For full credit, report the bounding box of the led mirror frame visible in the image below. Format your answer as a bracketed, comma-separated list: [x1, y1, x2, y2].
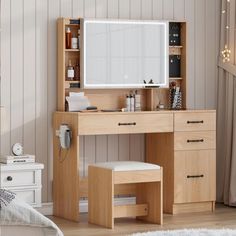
[82, 19, 169, 89]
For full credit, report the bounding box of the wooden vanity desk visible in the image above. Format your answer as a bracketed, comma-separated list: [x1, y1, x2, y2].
[54, 18, 216, 222]
[53, 109, 216, 222]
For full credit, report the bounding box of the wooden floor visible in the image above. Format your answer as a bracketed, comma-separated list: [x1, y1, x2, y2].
[49, 204, 236, 236]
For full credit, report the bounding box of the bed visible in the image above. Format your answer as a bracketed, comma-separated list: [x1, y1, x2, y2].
[0, 189, 63, 236]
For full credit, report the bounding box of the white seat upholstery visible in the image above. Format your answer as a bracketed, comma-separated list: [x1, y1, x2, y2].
[90, 161, 160, 172]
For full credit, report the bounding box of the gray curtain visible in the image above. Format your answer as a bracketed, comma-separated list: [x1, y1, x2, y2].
[217, 0, 236, 206]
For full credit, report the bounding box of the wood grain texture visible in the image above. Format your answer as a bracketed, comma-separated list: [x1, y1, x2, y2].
[174, 131, 216, 151]
[114, 169, 162, 184]
[136, 180, 163, 224]
[80, 177, 137, 198]
[49, 204, 236, 236]
[173, 202, 214, 214]
[114, 204, 148, 218]
[0, 0, 220, 203]
[174, 150, 216, 204]
[78, 113, 173, 135]
[53, 112, 80, 221]
[88, 164, 162, 228]
[88, 166, 114, 228]
[146, 133, 174, 214]
[174, 111, 216, 131]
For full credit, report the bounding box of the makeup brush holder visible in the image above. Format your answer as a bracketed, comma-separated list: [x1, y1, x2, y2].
[169, 89, 182, 109]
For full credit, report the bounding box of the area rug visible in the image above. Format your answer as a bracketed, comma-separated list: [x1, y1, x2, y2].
[131, 229, 236, 236]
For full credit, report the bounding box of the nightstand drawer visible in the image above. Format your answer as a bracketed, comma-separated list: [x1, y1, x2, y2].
[78, 113, 173, 135]
[13, 188, 41, 207]
[174, 131, 216, 151]
[174, 150, 216, 203]
[174, 112, 216, 131]
[1, 170, 36, 187]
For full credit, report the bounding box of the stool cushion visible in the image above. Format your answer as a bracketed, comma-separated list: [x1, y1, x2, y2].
[90, 161, 160, 172]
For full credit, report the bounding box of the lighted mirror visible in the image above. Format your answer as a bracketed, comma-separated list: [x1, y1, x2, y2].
[81, 19, 169, 88]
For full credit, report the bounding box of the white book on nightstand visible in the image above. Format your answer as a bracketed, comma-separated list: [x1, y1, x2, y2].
[0, 155, 35, 164]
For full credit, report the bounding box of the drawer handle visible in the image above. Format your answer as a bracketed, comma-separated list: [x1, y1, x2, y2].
[187, 120, 204, 124]
[7, 176, 13, 181]
[187, 139, 204, 143]
[187, 174, 204, 178]
[118, 122, 136, 126]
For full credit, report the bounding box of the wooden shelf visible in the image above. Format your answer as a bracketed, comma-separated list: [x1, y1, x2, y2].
[169, 77, 183, 80]
[65, 24, 79, 26]
[65, 80, 80, 89]
[58, 18, 186, 111]
[65, 49, 80, 52]
[169, 45, 183, 48]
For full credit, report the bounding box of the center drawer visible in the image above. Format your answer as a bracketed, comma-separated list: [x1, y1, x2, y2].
[174, 131, 216, 151]
[78, 113, 173, 135]
[1, 170, 36, 187]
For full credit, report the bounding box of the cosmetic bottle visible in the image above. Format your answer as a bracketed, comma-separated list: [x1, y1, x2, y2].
[126, 95, 131, 112]
[67, 60, 74, 80]
[71, 33, 78, 49]
[66, 27, 72, 49]
[130, 95, 135, 112]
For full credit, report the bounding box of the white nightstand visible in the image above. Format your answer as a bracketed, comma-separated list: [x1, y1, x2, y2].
[0, 163, 44, 207]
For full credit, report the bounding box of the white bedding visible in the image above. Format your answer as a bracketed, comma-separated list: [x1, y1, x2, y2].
[0, 225, 59, 236]
[0, 190, 63, 236]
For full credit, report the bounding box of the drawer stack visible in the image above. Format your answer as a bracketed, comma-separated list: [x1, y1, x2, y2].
[173, 111, 216, 214]
[0, 163, 44, 207]
[146, 110, 216, 214]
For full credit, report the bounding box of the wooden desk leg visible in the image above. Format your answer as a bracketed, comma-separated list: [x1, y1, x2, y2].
[53, 112, 80, 222]
[136, 168, 163, 225]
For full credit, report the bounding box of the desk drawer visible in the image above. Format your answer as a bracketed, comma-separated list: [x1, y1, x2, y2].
[174, 150, 216, 203]
[78, 113, 173, 135]
[174, 112, 216, 131]
[174, 131, 216, 151]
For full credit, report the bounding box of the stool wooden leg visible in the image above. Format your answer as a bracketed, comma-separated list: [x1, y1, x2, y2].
[136, 176, 163, 224]
[88, 166, 114, 229]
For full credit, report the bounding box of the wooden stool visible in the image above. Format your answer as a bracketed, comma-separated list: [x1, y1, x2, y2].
[88, 161, 163, 229]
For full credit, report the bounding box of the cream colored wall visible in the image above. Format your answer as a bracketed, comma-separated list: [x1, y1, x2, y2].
[0, 0, 220, 202]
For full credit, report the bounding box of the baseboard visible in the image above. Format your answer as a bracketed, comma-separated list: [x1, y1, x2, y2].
[36, 197, 136, 216]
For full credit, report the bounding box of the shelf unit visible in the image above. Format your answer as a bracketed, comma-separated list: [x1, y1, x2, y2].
[57, 18, 186, 111]
[58, 18, 81, 111]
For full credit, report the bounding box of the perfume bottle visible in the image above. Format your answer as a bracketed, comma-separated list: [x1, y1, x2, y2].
[66, 27, 72, 49]
[67, 60, 74, 80]
[74, 60, 80, 81]
[71, 33, 78, 49]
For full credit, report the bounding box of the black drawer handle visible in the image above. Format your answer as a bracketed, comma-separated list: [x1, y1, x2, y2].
[187, 120, 204, 124]
[7, 176, 13, 181]
[187, 139, 204, 143]
[118, 122, 136, 126]
[187, 174, 204, 178]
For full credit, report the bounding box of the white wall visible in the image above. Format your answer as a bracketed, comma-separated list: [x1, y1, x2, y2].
[1, 0, 220, 202]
